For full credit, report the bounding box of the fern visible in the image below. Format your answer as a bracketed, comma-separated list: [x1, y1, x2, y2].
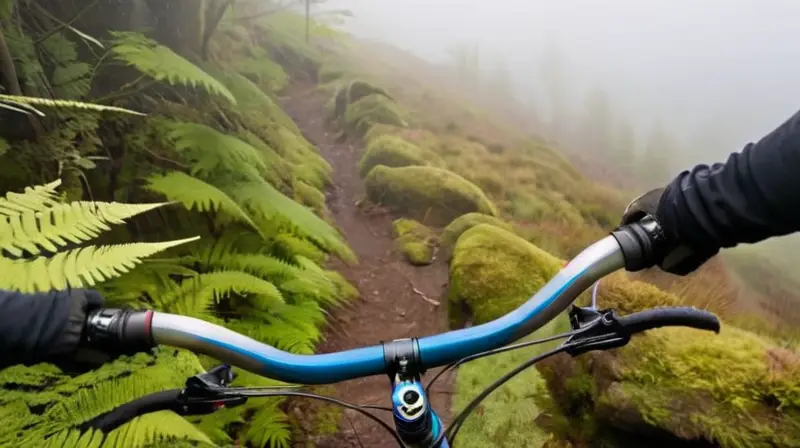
[230, 180, 355, 263]
[158, 270, 284, 318]
[242, 400, 292, 448]
[0, 94, 144, 116]
[164, 121, 267, 177]
[110, 31, 236, 103]
[0, 238, 199, 292]
[52, 62, 91, 99]
[0, 199, 171, 257]
[146, 171, 259, 232]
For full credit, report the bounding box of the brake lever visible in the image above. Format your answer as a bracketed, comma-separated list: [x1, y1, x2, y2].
[562, 306, 631, 356]
[175, 364, 249, 415]
[175, 364, 307, 416]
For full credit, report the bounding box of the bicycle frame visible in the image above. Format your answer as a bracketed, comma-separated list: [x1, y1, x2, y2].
[141, 234, 625, 446]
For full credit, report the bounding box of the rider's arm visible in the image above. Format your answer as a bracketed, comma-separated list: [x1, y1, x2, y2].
[625, 108, 800, 275]
[658, 109, 800, 250]
[0, 289, 104, 367]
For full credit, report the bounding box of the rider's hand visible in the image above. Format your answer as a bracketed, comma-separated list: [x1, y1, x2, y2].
[0, 289, 106, 369]
[621, 187, 719, 276]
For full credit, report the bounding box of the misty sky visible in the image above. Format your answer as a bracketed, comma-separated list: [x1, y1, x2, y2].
[327, 0, 800, 166]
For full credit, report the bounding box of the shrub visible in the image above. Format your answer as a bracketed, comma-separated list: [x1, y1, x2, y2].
[448, 224, 563, 325]
[364, 166, 497, 226]
[358, 135, 442, 177]
[392, 218, 437, 265]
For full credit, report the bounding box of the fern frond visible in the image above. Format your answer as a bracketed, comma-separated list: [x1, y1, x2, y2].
[242, 399, 292, 448]
[98, 261, 196, 307]
[0, 238, 199, 292]
[102, 411, 214, 448]
[230, 180, 355, 263]
[146, 171, 259, 231]
[110, 31, 235, 103]
[165, 121, 267, 177]
[52, 62, 91, 99]
[0, 94, 144, 116]
[159, 270, 284, 317]
[0, 200, 171, 257]
[0, 180, 61, 216]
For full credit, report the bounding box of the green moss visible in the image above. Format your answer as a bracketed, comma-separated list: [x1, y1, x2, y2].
[358, 135, 442, 177]
[364, 165, 497, 226]
[448, 224, 563, 324]
[453, 316, 568, 448]
[441, 212, 513, 248]
[345, 94, 408, 137]
[392, 218, 437, 265]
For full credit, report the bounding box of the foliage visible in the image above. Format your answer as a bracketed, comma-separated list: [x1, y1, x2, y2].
[0, 180, 197, 292]
[453, 316, 568, 448]
[0, 7, 358, 447]
[327, 79, 408, 137]
[392, 218, 437, 265]
[364, 165, 497, 226]
[110, 31, 236, 103]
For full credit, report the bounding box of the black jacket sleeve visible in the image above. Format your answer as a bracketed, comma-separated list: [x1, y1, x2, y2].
[657, 109, 800, 256]
[0, 289, 101, 368]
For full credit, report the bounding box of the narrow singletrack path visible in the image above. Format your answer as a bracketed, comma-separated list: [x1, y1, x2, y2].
[280, 83, 454, 447]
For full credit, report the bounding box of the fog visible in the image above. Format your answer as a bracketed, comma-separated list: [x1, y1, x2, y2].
[326, 0, 800, 170]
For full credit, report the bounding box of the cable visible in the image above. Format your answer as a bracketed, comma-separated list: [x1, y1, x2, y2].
[445, 345, 570, 444]
[590, 280, 600, 309]
[425, 321, 606, 395]
[216, 389, 407, 447]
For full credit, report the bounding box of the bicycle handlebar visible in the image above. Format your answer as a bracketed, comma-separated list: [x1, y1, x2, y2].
[82, 219, 681, 385]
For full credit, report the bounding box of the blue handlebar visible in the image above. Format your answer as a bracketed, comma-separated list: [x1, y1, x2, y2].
[150, 235, 625, 384]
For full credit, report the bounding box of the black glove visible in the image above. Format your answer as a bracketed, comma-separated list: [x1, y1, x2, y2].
[620, 187, 718, 275]
[0, 289, 106, 369]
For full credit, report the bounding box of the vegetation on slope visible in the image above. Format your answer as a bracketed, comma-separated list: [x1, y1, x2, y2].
[317, 36, 800, 447]
[0, 2, 357, 447]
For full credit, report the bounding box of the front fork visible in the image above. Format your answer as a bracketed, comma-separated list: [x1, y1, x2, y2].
[391, 377, 449, 447]
[384, 338, 450, 448]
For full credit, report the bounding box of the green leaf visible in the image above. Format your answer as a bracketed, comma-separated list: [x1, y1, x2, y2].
[110, 31, 235, 103]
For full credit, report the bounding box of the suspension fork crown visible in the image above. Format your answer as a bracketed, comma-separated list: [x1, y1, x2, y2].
[383, 338, 447, 447]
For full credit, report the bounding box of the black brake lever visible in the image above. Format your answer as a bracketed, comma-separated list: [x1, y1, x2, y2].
[175, 364, 307, 416]
[562, 306, 631, 356]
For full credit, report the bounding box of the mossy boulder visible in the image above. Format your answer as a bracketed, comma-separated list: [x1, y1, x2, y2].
[440, 212, 513, 249]
[537, 272, 800, 447]
[358, 135, 443, 177]
[392, 218, 437, 265]
[345, 94, 408, 137]
[448, 224, 563, 325]
[364, 165, 497, 226]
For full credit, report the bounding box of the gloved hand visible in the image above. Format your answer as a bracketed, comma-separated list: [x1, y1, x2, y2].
[620, 187, 719, 276]
[0, 289, 107, 369]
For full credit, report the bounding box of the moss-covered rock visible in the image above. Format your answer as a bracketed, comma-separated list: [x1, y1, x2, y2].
[345, 94, 408, 137]
[448, 224, 563, 325]
[358, 135, 443, 177]
[537, 272, 800, 447]
[440, 212, 513, 249]
[364, 165, 497, 226]
[392, 218, 438, 265]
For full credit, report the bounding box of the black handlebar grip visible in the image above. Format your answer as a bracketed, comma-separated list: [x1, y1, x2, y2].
[80, 389, 182, 433]
[616, 307, 721, 334]
[84, 308, 156, 354]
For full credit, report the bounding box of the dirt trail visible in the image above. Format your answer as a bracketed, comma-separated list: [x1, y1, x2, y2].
[280, 84, 454, 447]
